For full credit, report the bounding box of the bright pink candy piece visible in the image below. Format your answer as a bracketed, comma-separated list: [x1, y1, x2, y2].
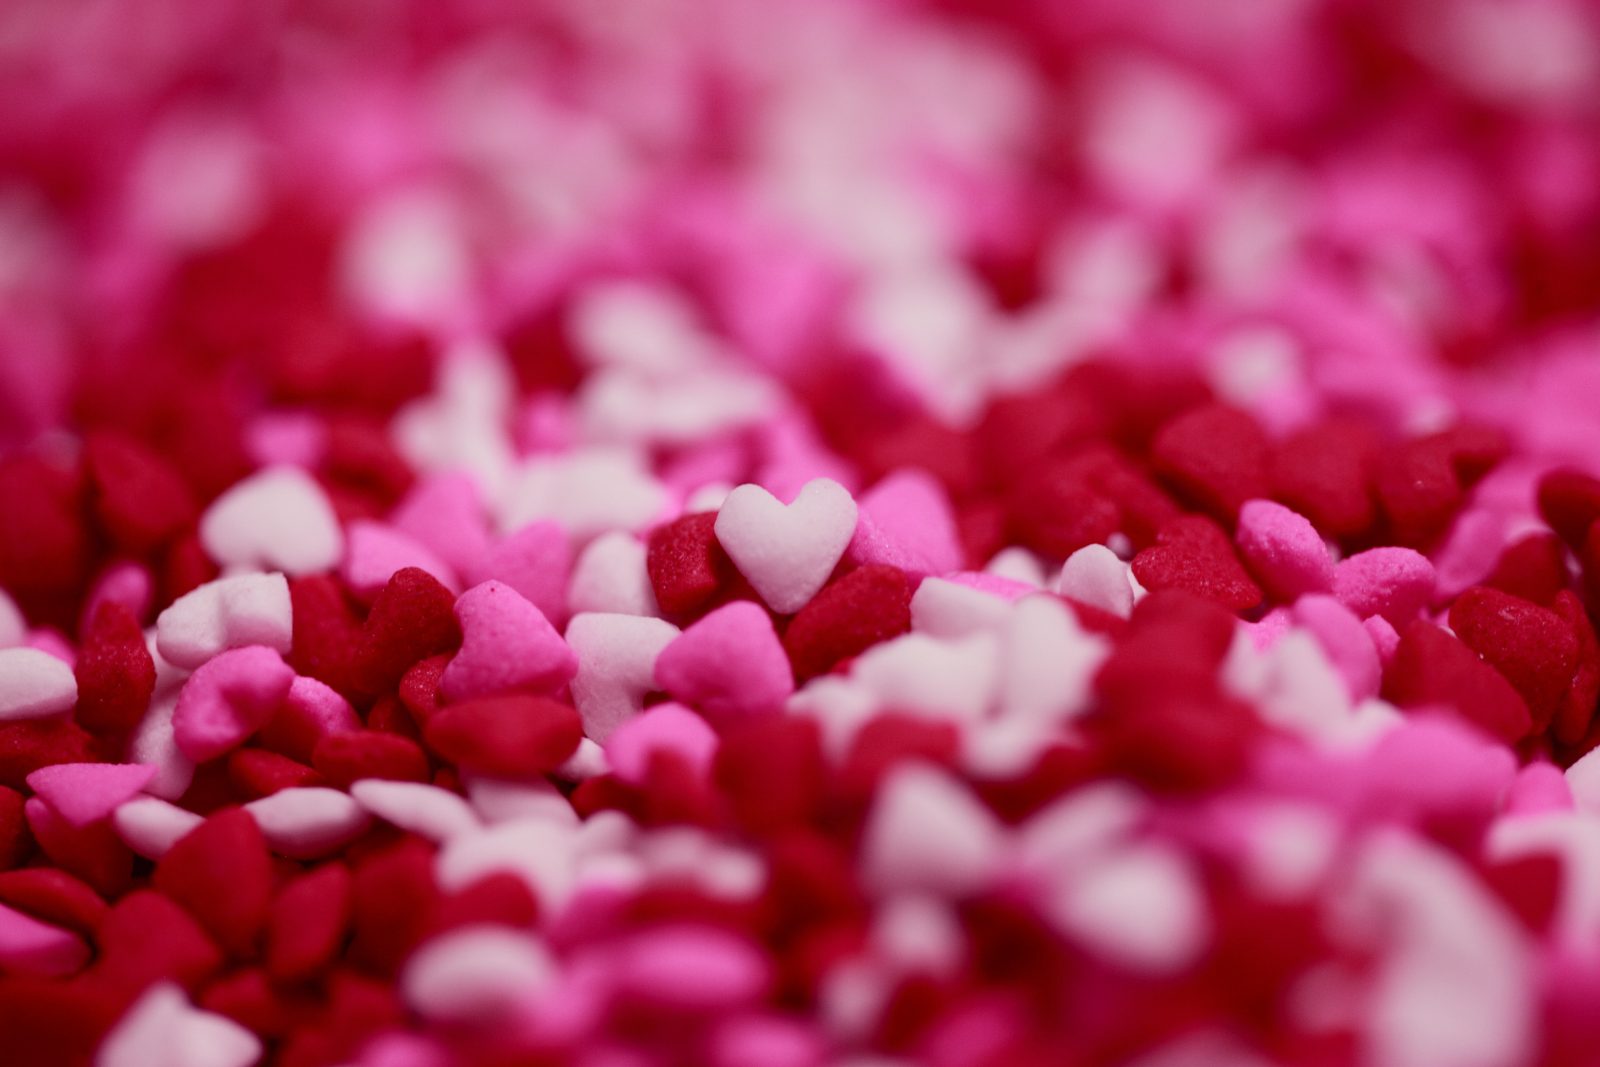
[342, 520, 460, 599]
[25, 763, 156, 827]
[617, 925, 771, 1010]
[605, 703, 719, 785]
[1235, 499, 1334, 601]
[392, 473, 493, 586]
[441, 580, 578, 702]
[847, 470, 962, 577]
[173, 646, 296, 762]
[1506, 761, 1574, 817]
[1333, 546, 1436, 626]
[654, 601, 793, 723]
[0, 900, 89, 977]
[1292, 594, 1381, 701]
[476, 521, 572, 627]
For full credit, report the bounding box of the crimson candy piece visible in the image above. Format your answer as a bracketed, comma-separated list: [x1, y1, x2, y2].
[1090, 613, 1263, 795]
[956, 499, 1008, 568]
[433, 873, 540, 935]
[1483, 854, 1563, 935]
[354, 566, 461, 696]
[94, 890, 224, 993]
[312, 731, 431, 788]
[1150, 404, 1269, 524]
[1538, 468, 1600, 548]
[422, 694, 583, 778]
[1065, 444, 1183, 549]
[288, 575, 366, 699]
[83, 430, 197, 553]
[1422, 423, 1509, 487]
[160, 531, 219, 604]
[648, 512, 737, 620]
[0, 976, 121, 1067]
[153, 807, 273, 957]
[783, 564, 914, 682]
[349, 838, 439, 975]
[840, 714, 961, 801]
[398, 654, 450, 723]
[1485, 531, 1571, 605]
[1005, 459, 1121, 559]
[367, 694, 420, 740]
[200, 968, 300, 1038]
[74, 601, 157, 734]
[266, 863, 352, 982]
[639, 750, 722, 828]
[227, 747, 325, 799]
[1375, 436, 1464, 548]
[713, 717, 825, 836]
[1383, 621, 1533, 744]
[25, 798, 132, 897]
[1552, 591, 1600, 748]
[321, 416, 416, 513]
[0, 455, 91, 602]
[0, 786, 29, 870]
[1449, 586, 1580, 733]
[0, 868, 106, 937]
[1268, 418, 1380, 541]
[977, 382, 1108, 478]
[0, 718, 100, 790]
[1131, 516, 1262, 613]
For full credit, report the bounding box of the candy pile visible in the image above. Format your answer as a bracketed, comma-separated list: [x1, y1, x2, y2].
[4, 0, 1600, 1065]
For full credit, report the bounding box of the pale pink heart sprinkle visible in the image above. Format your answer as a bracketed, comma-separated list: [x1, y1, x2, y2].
[616, 925, 772, 1011]
[565, 613, 680, 742]
[391, 472, 494, 587]
[25, 629, 76, 667]
[476, 520, 572, 626]
[242, 787, 372, 859]
[113, 795, 205, 859]
[0, 646, 78, 721]
[97, 982, 262, 1067]
[1293, 594, 1382, 701]
[1505, 761, 1575, 818]
[1057, 544, 1133, 619]
[846, 469, 963, 577]
[172, 645, 296, 762]
[0, 901, 90, 978]
[604, 703, 719, 786]
[199, 466, 344, 577]
[1364, 613, 1402, 666]
[1235, 498, 1335, 601]
[442, 579, 578, 701]
[350, 778, 482, 842]
[25, 762, 156, 827]
[342, 520, 461, 599]
[82, 561, 154, 632]
[401, 926, 555, 1022]
[283, 674, 362, 736]
[1333, 546, 1437, 627]
[860, 763, 1005, 898]
[653, 600, 793, 723]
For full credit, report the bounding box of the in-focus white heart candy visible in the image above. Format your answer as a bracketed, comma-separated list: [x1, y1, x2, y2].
[155, 572, 292, 670]
[199, 466, 343, 577]
[713, 478, 858, 614]
[1057, 543, 1134, 619]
